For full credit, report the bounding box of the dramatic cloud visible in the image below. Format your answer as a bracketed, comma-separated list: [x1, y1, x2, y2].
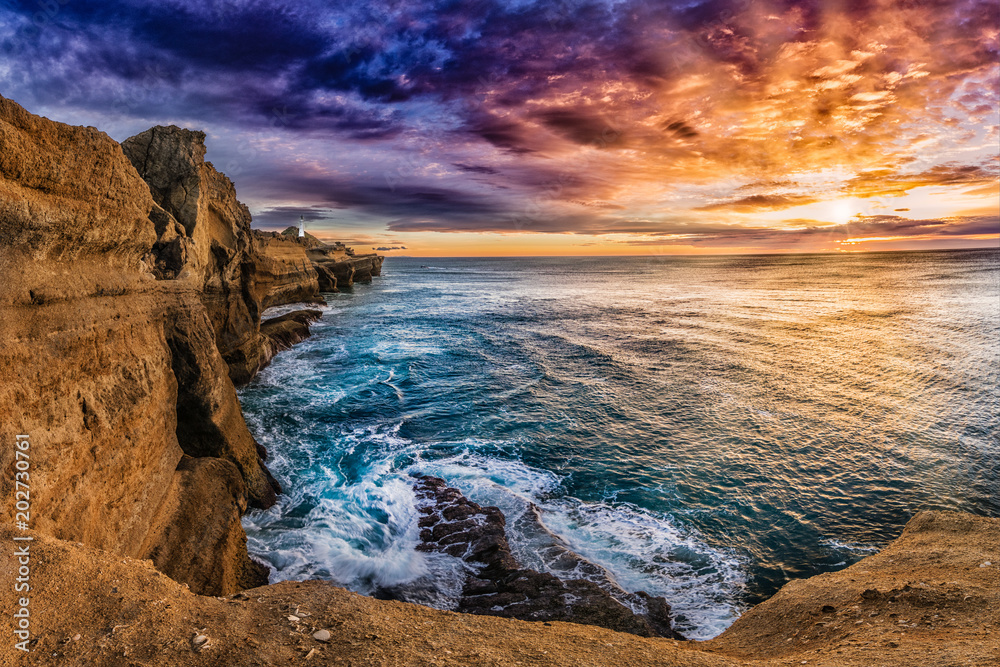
[1, 0, 996, 254]
[695, 194, 820, 212]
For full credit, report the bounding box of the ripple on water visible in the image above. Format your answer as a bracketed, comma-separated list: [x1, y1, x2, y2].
[241, 250, 1000, 639]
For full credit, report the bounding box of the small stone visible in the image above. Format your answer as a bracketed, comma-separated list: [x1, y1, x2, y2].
[191, 635, 210, 651]
[72, 634, 81, 642]
[312, 630, 331, 643]
[288, 615, 300, 622]
[980, 562, 992, 568]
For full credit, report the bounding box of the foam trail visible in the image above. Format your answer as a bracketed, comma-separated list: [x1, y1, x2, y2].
[409, 452, 747, 639]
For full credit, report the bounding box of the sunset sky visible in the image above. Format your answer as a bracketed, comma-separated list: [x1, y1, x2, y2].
[1, 0, 997, 255]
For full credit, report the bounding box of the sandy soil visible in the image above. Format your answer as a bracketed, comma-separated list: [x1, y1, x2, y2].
[1, 511, 996, 667]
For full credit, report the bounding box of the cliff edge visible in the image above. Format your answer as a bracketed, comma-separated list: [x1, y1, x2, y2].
[0, 511, 995, 666]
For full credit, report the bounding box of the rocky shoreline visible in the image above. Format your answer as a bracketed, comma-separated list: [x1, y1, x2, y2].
[1, 95, 997, 666]
[411, 476, 683, 639]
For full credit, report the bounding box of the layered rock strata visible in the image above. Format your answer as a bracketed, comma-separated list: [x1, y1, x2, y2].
[250, 230, 323, 310]
[259, 309, 323, 369]
[412, 475, 684, 638]
[272, 225, 384, 292]
[0, 96, 343, 597]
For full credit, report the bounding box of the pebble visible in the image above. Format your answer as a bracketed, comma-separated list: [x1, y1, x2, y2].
[312, 630, 331, 643]
[980, 562, 992, 568]
[72, 634, 81, 642]
[191, 635, 210, 651]
[288, 615, 300, 622]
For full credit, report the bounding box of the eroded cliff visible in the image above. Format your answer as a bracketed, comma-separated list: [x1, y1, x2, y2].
[251, 231, 322, 310]
[0, 97, 287, 596]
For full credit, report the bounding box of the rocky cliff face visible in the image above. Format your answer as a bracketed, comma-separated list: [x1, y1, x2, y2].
[0, 96, 277, 595]
[268, 225, 385, 293]
[309, 250, 383, 291]
[121, 127, 267, 386]
[251, 231, 322, 310]
[2, 96, 995, 667]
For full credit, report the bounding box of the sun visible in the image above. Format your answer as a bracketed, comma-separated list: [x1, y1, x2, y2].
[829, 200, 853, 226]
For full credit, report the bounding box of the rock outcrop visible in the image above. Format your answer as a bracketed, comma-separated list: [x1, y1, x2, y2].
[265, 226, 384, 293]
[412, 476, 683, 639]
[121, 127, 266, 386]
[250, 231, 322, 310]
[259, 309, 323, 369]
[308, 248, 384, 291]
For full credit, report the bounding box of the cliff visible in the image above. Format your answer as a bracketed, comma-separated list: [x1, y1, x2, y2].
[0, 97, 318, 598]
[250, 231, 322, 310]
[271, 225, 385, 292]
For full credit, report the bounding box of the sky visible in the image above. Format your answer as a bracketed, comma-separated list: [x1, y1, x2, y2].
[1, 0, 998, 256]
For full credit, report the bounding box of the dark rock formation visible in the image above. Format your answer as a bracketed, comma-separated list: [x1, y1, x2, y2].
[412, 475, 684, 639]
[121, 126, 266, 386]
[260, 309, 323, 369]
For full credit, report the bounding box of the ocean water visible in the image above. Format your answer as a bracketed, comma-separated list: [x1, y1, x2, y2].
[240, 249, 1000, 639]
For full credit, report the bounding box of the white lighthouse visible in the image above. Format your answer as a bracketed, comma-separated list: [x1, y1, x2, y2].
[298, 215, 305, 238]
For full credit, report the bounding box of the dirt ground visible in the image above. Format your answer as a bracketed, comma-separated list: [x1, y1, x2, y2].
[1, 510, 997, 667]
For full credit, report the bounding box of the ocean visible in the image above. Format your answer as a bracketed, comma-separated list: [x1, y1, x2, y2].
[240, 249, 1000, 639]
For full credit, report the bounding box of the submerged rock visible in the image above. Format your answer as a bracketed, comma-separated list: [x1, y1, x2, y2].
[411, 475, 684, 639]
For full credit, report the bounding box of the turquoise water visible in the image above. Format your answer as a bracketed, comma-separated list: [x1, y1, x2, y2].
[241, 249, 1000, 639]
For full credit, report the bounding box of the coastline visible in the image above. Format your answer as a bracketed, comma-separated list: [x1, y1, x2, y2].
[2, 95, 998, 665]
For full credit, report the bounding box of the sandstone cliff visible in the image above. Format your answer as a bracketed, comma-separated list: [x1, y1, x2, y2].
[250, 231, 322, 310]
[0, 97, 286, 596]
[122, 127, 265, 386]
[268, 225, 385, 292]
[309, 250, 383, 291]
